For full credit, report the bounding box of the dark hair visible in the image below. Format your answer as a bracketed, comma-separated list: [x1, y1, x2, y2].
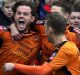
[52, 0, 72, 14]
[46, 13, 67, 34]
[65, 0, 75, 5]
[71, 1, 80, 12]
[12, 0, 37, 18]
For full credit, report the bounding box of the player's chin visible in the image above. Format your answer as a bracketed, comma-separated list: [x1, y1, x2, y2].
[18, 28, 25, 32]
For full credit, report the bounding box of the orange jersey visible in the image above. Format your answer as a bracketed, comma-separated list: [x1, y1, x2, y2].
[65, 25, 80, 49]
[65, 30, 77, 43]
[34, 24, 45, 35]
[34, 24, 55, 63]
[49, 41, 80, 75]
[41, 34, 55, 63]
[0, 30, 41, 75]
[8, 42, 80, 75]
[65, 29, 80, 49]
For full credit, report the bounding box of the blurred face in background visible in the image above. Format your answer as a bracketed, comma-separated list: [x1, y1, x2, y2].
[68, 12, 80, 28]
[50, 5, 69, 19]
[51, 6, 63, 14]
[2, 2, 15, 18]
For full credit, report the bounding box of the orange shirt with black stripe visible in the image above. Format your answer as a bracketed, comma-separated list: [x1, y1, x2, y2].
[49, 42, 80, 75]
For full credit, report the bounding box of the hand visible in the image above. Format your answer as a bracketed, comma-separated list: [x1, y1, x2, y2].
[12, 34, 23, 41]
[74, 28, 80, 40]
[3, 63, 15, 72]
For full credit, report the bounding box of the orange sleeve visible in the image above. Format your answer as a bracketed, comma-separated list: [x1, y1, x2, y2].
[41, 35, 55, 63]
[49, 42, 76, 71]
[34, 25, 45, 35]
[65, 30, 77, 44]
[65, 30, 80, 49]
[49, 49, 69, 70]
[14, 62, 53, 75]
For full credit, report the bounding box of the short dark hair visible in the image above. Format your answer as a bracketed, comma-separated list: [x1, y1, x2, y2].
[12, 0, 37, 18]
[52, 0, 72, 14]
[71, 1, 80, 12]
[46, 13, 67, 34]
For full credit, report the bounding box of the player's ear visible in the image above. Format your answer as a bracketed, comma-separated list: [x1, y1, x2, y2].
[31, 16, 35, 22]
[48, 27, 54, 34]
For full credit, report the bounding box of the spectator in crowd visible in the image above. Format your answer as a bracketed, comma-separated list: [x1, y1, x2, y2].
[50, 1, 80, 50]
[3, 13, 80, 75]
[0, 1, 42, 75]
[0, 0, 15, 48]
[50, 0, 71, 19]
[67, 1, 80, 49]
[0, 0, 15, 27]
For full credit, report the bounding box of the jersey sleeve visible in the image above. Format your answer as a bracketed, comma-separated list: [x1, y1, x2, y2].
[49, 42, 77, 71]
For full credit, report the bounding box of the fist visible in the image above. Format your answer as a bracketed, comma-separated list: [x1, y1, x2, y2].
[3, 63, 15, 72]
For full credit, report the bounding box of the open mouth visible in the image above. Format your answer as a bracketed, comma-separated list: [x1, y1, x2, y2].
[17, 20, 25, 29]
[19, 20, 25, 25]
